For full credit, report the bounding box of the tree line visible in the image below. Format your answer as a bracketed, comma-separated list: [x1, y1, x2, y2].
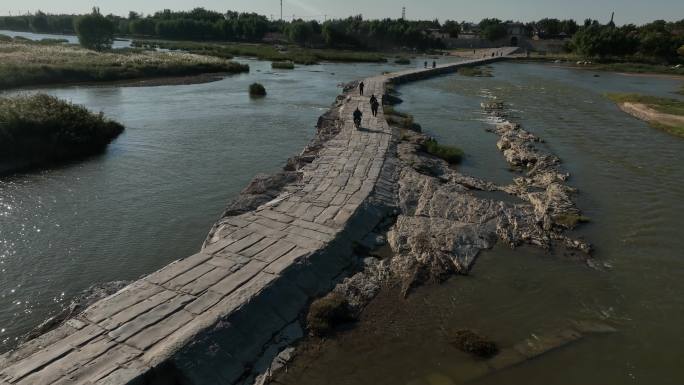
[1, 9, 682, 61]
[0, 9, 445, 49]
[569, 19, 684, 61]
[467, 17, 683, 62]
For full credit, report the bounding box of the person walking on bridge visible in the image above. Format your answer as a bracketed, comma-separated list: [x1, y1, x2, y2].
[432, 61, 437, 68]
[369, 95, 380, 117]
[359, 81, 365, 96]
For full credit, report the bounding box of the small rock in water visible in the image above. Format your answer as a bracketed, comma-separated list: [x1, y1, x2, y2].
[450, 329, 499, 359]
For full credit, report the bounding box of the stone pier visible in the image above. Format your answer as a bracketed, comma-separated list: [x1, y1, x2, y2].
[0, 49, 517, 385]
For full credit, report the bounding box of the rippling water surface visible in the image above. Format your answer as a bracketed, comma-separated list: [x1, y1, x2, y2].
[0, 30, 132, 48]
[276, 63, 684, 384]
[0, 58, 413, 349]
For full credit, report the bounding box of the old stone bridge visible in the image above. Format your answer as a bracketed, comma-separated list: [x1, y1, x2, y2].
[0, 48, 517, 385]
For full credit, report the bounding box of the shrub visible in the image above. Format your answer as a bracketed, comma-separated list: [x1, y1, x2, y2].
[39, 38, 69, 44]
[306, 292, 355, 336]
[249, 82, 267, 97]
[457, 66, 493, 77]
[395, 57, 411, 65]
[424, 138, 464, 164]
[554, 213, 591, 229]
[271, 61, 294, 69]
[0, 34, 11, 42]
[74, 8, 115, 51]
[0, 94, 124, 170]
[450, 329, 499, 358]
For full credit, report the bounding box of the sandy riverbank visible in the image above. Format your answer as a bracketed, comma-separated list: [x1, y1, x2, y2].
[617, 102, 684, 137]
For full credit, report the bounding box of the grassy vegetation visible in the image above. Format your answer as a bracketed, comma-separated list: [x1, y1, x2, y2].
[606, 93, 684, 115]
[554, 213, 591, 229]
[591, 62, 684, 76]
[457, 66, 493, 77]
[383, 105, 422, 131]
[521, 53, 684, 76]
[649, 121, 684, 137]
[607, 93, 684, 137]
[132, 39, 387, 65]
[249, 82, 266, 97]
[271, 61, 294, 69]
[0, 94, 124, 171]
[450, 329, 499, 359]
[423, 138, 464, 164]
[0, 40, 249, 89]
[306, 292, 355, 336]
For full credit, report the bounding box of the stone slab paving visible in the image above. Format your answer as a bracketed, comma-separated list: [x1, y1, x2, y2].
[0, 51, 515, 385]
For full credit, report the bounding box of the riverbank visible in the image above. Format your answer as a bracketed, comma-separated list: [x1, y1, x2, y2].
[132, 39, 388, 65]
[0, 40, 248, 90]
[0, 94, 124, 175]
[514, 53, 684, 76]
[607, 93, 684, 137]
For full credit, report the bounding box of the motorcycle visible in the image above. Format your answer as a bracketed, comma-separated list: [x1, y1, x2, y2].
[354, 116, 362, 129]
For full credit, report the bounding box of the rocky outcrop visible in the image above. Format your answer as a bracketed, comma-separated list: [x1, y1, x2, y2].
[325, 95, 592, 301]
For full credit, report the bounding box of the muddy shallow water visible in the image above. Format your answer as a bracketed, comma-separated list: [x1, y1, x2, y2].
[274, 63, 684, 385]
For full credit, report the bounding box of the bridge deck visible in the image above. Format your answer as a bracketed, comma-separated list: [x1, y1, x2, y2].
[0, 49, 516, 385]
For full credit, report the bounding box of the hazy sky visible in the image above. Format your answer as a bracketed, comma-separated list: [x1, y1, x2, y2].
[2, 0, 683, 25]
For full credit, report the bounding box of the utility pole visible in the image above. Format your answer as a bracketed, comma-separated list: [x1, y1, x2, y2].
[401, 6, 406, 20]
[280, 0, 283, 21]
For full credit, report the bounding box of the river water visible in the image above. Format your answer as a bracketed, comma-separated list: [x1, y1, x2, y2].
[0, 58, 413, 350]
[275, 63, 684, 384]
[1, 59, 683, 383]
[0, 29, 132, 48]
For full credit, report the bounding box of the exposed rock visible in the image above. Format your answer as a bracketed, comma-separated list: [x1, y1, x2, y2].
[333, 97, 592, 300]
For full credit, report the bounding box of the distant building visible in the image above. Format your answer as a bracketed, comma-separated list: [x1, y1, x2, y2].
[457, 32, 480, 40]
[424, 28, 450, 40]
[440, 22, 530, 49]
[506, 22, 526, 46]
[262, 32, 287, 43]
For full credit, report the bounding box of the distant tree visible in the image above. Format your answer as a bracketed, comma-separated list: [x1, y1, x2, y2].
[679, 45, 684, 57]
[286, 20, 314, 45]
[559, 19, 579, 35]
[571, 23, 639, 57]
[479, 18, 507, 41]
[536, 18, 561, 37]
[129, 18, 156, 35]
[443, 20, 461, 38]
[128, 11, 141, 20]
[74, 8, 115, 51]
[30, 11, 49, 32]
